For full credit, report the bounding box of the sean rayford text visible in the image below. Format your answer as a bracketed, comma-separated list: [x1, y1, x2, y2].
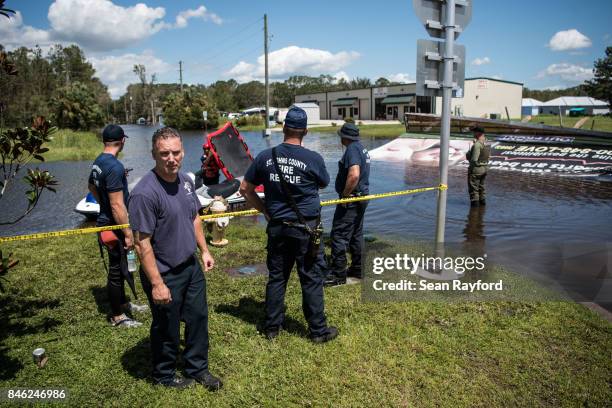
[369, 254, 504, 294]
[371, 254, 487, 275]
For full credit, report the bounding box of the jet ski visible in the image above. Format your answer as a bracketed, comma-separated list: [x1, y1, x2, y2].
[195, 121, 265, 211]
[189, 175, 265, 212]
[74, 192, 99, 219]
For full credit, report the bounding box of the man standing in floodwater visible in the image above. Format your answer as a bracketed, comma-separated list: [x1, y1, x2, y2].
[239, 106, 339, 344]
[466, 126, 490, 207]
[88, 124, 147, 328]
[129, 127, 222, 390]
[324, 122, 371, 287]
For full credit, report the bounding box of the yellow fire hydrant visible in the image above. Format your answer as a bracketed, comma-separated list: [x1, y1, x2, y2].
[207, 198, 230, 247]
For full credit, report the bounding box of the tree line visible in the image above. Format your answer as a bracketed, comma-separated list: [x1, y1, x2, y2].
[1, 43, 610, 131]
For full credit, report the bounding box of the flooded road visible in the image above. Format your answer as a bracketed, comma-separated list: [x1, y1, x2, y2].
[1, 125, 611, 304]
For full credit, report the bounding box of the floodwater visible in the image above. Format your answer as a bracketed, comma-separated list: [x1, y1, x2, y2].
[1, 125, 611, 306]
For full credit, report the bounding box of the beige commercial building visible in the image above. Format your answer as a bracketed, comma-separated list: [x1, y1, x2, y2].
[435, 77, 523, 119]
[295, 77, 523, 121]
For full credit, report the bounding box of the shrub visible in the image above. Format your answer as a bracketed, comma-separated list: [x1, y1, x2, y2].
[236, 115, 263, 127]
[343, 117, 355, 123]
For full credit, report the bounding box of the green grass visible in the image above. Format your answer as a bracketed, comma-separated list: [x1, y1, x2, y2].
[0, 221, 610, 406]
[527, 115, 612, 132]
[41, 129, 101, 162]
[313, 123, 406, 138]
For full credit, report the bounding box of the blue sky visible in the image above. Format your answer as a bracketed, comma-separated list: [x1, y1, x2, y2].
[2, 0, 611, 98]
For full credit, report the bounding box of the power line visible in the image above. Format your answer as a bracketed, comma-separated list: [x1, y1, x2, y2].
[199, 17, 263, 56]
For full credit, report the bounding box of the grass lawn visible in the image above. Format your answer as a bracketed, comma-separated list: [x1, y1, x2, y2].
[527, 115, 612, 132]
[41, 129, 101, 162]
[0, 221, 610, 406]
[312, 123, 406, 138]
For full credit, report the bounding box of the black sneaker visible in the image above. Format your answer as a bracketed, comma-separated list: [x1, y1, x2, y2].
[263, 327, 280, 340]
[190, 371, 223, 391]
[324, 275, 346, 287]
[470, 201, 480, 207]
[157, 375, 195, 389]
[346, 269, 362, 279]
[310, 326, 339, 344]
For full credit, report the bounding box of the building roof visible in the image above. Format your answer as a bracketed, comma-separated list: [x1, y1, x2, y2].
[332, 97, 358, 106]
[522, 98, 543, 107]
[465, 77, 523, 86]
[541, 96, 608, 107]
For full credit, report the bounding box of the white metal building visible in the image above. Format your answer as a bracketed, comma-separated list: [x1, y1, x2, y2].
[435, 78, 523, 119]
[295, 77, 523, 121]
[521, 98, 543, 116]
[540, 97, 610, 116]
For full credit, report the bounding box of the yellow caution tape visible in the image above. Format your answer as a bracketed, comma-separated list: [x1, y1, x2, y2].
[0, 224, 129, 243]
[0, 185, 444, 243]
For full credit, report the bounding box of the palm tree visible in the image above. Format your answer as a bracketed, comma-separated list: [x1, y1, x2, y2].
[0, 1, 16, 19]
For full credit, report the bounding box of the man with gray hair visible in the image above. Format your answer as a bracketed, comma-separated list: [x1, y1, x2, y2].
[129, 127, 222, 390]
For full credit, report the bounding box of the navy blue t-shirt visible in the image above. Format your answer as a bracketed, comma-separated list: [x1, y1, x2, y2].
[88, 153, 129, 226]
[128, 171, 202, 273]
[335, 141, 371, 195]
[244, 143, 329, 221]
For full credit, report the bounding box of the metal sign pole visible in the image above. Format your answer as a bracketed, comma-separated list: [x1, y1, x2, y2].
[434, 0, 456, 246]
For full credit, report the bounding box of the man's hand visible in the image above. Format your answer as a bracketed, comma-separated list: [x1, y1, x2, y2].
[123, 230, 134, 249]
[152, 282, 172, 304]
[201, 250, 214, 271]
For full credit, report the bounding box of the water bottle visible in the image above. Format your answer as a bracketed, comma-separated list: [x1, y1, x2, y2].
[127, 250, 137, 272]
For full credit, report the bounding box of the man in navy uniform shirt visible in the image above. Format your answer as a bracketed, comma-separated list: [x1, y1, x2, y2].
[324, 122, 371, 287]
[240, 106, 338, 343]
[88, 124, 146, 328]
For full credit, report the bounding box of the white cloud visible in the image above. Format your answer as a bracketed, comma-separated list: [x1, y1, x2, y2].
[492, 74, 503, 80]
[387, 73, 413, 83]
[0, 11, 54, 50]
[1, 1, 223, 53]
[175, 5, 222, 28]
[471, 57, 490, 66]
[548, 29, 592, 51]
[89, 51, 172, 98]
[48, 0, 167, 52]
[333, 71, 350, 82]
[225, 46, 360, 83]
[225, 61, 257, 82]
[544, 85, 563, 91]
[537, 63, 594, 83]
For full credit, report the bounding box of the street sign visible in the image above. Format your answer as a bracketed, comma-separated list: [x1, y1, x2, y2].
[413, 0, 472, 39]
[416, 39, 465, 97]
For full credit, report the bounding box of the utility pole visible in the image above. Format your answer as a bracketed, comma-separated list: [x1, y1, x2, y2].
[434, 0, 456, 245]
[264, 14, 270, 135]
[179, 61, 184, 92]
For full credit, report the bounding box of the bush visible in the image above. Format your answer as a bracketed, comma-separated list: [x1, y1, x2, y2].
[235, 115, 263, 127]
[331, 122, 337, 127]
[343, 117, 355, 123]
[163, 90, 219, 130]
